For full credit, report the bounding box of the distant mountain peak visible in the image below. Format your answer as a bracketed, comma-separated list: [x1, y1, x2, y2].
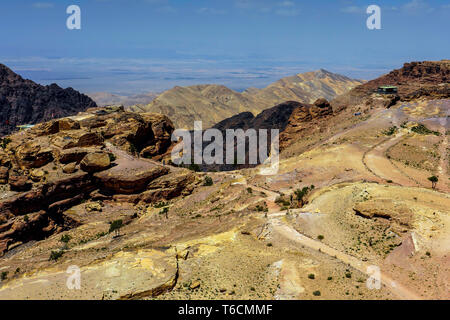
[140, 69, 363, 130]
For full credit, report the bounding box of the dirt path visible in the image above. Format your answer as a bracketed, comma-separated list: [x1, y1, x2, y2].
[268, 213, 422, 300]
[438, 117, 449, 179]
[362, 133, 421, 187]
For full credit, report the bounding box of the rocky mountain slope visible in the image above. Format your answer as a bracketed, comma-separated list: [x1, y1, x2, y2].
[138, 70, 362, 130]
[0, 106, 197, 255]
[0, 61, 448, 301]
[88, 91, 158, 108]
[0, 64, 97, 136]
[331, 60, 450, 112]
[196, 100, 333, 171]
[243, 69, 361, 108]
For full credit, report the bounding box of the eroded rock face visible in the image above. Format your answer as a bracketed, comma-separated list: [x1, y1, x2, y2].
[353, 199, 412, 227]
[95, 166, 169, 195]
[279, 99, 333, 150]
[8, 173, 32, 192]
[0, 63, 97, 136]
[141, 171, 197, 203]
[80, 153, 111, 173]
[331, 60, 450, 112]
[16, 142, 54, 169]
[0, 107, 195, 256]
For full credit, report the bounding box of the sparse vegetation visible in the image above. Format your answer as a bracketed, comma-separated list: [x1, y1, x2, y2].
[383, 126, 398, 136]
[308, 274, 315, 280]
[294, 185, 314, 207]
[1, 271, 8, 280]
[108, 152, 117, 162]
[188, 164, 201, 172]
[411, 124, 440, 136]
[109, 219, 123, 237]
[203, 176, 213, 186]
[60, 234, 72, 243]
[0, 137, 11, 149]
[49, 250, 64, 261]
[154, 201, 169, 208]
[428, 176, 438, 189]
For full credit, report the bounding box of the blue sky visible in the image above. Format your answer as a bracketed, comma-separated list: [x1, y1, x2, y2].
[0, 0, 449, 94]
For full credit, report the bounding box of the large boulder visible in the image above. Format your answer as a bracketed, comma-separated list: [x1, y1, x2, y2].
[9, 173, 32, 192]
[16, 142, 54, 169]
[140, 171, 197, 203]
[95, 164, 169, 194]
[58, 118, 81, 131]
[80, 153, 110, 173]
[57, 148, 89, 164]
[62, 163, 78, 174]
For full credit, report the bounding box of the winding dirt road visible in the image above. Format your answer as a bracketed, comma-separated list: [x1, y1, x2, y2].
[268, 213, 422, 300]
[362, 133, 422, 187]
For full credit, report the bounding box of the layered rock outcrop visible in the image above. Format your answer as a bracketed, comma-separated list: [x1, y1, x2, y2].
[0, 107, 197, 255]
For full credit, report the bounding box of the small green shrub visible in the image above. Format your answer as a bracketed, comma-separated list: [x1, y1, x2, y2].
[1, 271, 8, 280]
[109, 219, 123, 236]
[188, 164, 201, 172]
[108, 153, 117, 162]
[49, 250, 64, 261]
[60, 234, 72, 243]
[0, 138, 11, 149]
[204, 176, 213, 186]
[383, 126, 398, 136]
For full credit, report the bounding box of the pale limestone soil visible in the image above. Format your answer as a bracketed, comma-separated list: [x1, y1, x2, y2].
[286, 182, 450, 300]
[363, 133, 421, 187]
[268, 214, 420, 300]
[153, 216, 393, 300]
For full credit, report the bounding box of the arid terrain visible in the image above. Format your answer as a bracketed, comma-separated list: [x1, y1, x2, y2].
[137, 69, 363, 130]
[0, 61, 448, 300]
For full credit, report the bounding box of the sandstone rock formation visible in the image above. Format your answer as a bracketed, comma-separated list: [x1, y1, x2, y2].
[0, 107, 197, 256]
[195, 99, 334, 171]
[80, 153, 111, 173]
[331, 60, 450, 112]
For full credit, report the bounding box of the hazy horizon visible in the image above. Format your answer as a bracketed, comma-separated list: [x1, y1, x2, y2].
[1, 0, 449, 95]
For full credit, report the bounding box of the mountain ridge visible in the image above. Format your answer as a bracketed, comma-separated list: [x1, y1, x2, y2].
[0, 64, 97, 136]
[135, 69, 363, 130]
